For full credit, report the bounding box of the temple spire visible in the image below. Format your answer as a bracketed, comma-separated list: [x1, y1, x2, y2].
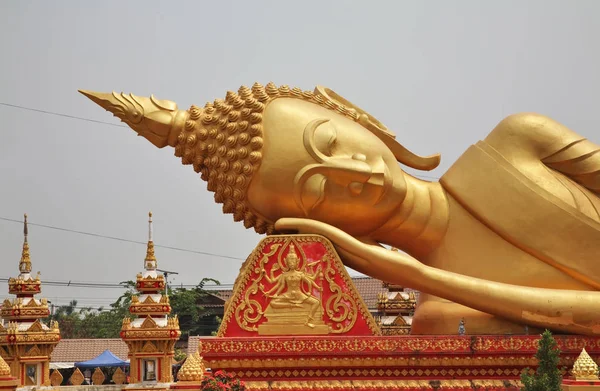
[145, 212, 157, 270]
[148, 211, 153, 242]
[19, 214, 32, 274]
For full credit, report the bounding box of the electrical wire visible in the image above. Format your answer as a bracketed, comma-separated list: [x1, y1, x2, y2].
[0, 102, 128, 128]
[0, 277, 232, 290]
[0, 216, 246, 261]
[0, 102, 441, 182]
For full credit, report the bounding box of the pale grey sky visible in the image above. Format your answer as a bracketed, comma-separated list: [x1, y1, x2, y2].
[1, 0, 599, 311]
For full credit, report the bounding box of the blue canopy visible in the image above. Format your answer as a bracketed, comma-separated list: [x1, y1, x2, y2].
[74, 350, 129, 368]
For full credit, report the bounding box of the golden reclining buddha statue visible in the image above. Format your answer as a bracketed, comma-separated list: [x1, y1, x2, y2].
[80, 83, 600, 336]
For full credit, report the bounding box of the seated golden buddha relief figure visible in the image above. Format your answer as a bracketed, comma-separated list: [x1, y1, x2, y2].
[80, 83, 600, 335]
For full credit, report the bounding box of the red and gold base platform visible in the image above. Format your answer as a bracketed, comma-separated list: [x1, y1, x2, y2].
[197, 334, 600, 390]
[196, 235, 600, 390]
[562, 379, 600, 391]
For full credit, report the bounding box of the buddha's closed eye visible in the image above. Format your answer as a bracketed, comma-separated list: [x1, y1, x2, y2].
[294, 119, 374, 216]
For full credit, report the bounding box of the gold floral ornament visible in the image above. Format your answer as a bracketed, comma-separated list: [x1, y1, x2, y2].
[50, 369, 63, 386]
[572, 348, 599, 381]
[177, 352, 205, 382]
[69, 368, 84, 386]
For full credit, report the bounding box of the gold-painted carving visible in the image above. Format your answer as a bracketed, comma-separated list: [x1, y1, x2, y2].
[24, 345, 41, 357]
[82, 84, 600, 336]
[26, 320, 44, 333]
[0, 354, 10, 376]
[177, 352, 205, 382]
[69, 368, 84, 386]
[140, 316, 159, 329]
[572, 348, 599, 380]
[258, 243, 327, 335]
[49, 369, 63, 386]
[142, 341, 157, 353]
[92, 367, 105, 385]
[112, 367, 126, 385]
[230, 236, 368, 336]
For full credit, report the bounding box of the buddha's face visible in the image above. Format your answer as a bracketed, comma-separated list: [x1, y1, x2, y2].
[247, 98, 408, 236]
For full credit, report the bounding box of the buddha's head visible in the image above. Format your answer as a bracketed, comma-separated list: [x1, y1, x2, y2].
[81, 83, 440, 236]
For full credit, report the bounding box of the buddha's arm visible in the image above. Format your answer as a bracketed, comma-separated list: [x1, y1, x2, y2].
[275, 218, 600, 335]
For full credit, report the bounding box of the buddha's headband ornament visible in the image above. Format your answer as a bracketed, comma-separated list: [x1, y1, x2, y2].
[314, 86, 441, 171]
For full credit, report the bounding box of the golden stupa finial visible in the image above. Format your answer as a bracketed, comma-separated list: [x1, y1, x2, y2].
[19, 213, 32, 274]
[145, 211, 157, 268]
[177, 352, 205, 382]
[572, 348, 599, 380]
[0, 353, 11, 376]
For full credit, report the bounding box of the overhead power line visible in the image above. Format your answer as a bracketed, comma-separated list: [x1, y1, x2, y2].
[0, 102, 128, 128]
[0, 277, 232, 290]
[0, 102, 441, 181]
[0, 216, 246, 261]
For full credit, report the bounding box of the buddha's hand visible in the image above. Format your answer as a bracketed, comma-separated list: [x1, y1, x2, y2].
[274, 218, 423, 285]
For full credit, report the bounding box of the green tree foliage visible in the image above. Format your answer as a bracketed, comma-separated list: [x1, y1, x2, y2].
[521, 329, 563, 391]
[169, 278, 220, 338]
[49, 278, 220, 339]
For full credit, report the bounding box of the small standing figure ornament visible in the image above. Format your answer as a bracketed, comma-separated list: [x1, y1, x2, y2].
[458, 318, 466, 336]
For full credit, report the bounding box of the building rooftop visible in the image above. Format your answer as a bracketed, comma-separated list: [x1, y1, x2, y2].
[51, 338, 128, 363]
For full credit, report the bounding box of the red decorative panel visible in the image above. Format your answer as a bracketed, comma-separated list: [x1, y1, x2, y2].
[218, 235, 379, 338]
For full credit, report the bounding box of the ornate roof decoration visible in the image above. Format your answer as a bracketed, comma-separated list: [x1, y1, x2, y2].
[0, 354, 11, 377]
[572, 347, 599, 380]
[0, 214, 60, 346]
[177, 352, 205, 382]
[121, 212, 180, 341]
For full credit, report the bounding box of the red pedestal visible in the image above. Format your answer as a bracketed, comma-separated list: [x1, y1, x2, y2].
[563, 378, 600, 390]
[202, 235, 600, 390]
[197, 334, 600, 390]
